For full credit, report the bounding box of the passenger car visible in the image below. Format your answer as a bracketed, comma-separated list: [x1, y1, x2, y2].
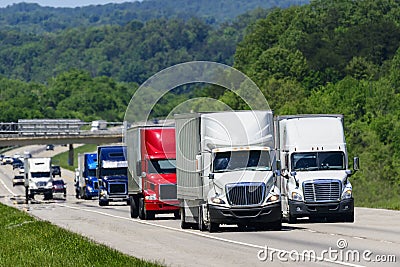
[51, 165, 61, 177]
[46, 144, 54, 150]
[12, 158, 24, 169]
[52, 179, 67, 196]
[13, 175, 25, 186]
[2, 156, 13, 165]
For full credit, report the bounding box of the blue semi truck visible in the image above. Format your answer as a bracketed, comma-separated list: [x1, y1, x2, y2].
[97, 145, 129, 206]
[75, 152, 99, 200]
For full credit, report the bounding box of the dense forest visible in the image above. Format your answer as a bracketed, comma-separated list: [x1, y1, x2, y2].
[0, 0, 307, 33]
[0, 0, 399, 208]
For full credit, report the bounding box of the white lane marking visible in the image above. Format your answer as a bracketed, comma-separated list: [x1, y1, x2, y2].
[56, 203, 365, 267]
[0, 176, 16, 197]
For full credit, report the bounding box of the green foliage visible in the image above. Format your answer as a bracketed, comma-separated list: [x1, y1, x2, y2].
[0, 203, 163, 267]
[227, 0, 400, 209]
[0, 1, 306, 33]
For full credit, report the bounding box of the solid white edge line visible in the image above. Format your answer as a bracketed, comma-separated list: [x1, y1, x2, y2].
[0, 176, 17, 197]
[56, 203, 365, 267]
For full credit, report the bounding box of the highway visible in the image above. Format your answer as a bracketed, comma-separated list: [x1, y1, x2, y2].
[0, 145, 399, 267]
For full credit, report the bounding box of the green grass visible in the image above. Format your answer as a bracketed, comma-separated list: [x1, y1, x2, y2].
[353, 179, 400, 210]
[52, 144, 97, 172]
[0, 203, 164, 267]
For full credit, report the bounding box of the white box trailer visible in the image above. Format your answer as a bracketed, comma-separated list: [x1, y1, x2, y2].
[25, 157, 53, 200]
[175, 110, 281, 232]
[275, 114, 359, 223]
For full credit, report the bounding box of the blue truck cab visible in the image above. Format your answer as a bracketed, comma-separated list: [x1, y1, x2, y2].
[97, 145, 129, 206]
[75, 153, 99, 200]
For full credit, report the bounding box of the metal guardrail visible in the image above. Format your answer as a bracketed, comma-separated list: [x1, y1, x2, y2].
[17, 119, 85, 136]
[0, 120, 125, 137]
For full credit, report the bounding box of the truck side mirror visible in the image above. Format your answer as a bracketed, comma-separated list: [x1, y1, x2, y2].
[136, 160, 142, 176]
[276, 160, 281, 171]
[209, 173, 214, 180]
[353, 157, 359, 172]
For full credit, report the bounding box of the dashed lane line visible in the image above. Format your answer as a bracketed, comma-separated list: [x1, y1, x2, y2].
[55, 203, 365, 267]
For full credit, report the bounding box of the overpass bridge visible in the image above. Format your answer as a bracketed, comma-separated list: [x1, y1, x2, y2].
[0, 120, 124, 165]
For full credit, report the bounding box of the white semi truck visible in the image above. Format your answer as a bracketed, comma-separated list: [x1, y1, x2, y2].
[175, 110, 281, 232]
[25, 157, 53, 200]
[275, 114, 359, 223]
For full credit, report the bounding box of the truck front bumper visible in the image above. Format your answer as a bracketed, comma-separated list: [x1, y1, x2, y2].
[209, 202, 281, 224]
[289, 198, 354, 218]
[145, 200, 180, 212]
[29, 188, 52, 195]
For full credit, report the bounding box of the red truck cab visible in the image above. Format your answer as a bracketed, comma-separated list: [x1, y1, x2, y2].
[127, 126, 179, 220]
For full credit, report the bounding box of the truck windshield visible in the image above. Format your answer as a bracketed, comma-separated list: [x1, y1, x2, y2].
[148, 159, 176, 174]
[101, 167, 127, 176]
[31, 172, 50, 178]
[87, 169, 96, 177]
[213, 150, 271, 172]
[291, 152, 345, 171]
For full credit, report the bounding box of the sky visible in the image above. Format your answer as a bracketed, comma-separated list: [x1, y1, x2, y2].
[0, 1, 140, 8]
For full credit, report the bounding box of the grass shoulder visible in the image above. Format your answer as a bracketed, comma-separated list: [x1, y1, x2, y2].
[0, 203, 164, 267]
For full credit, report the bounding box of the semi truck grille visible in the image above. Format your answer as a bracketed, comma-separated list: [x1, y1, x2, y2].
[108, 183, 126, 194]
[303, 180, 341, 202]
[226, 182, 265, 206]
[159, 184, 177, 200]
[37, 181, 47, 187]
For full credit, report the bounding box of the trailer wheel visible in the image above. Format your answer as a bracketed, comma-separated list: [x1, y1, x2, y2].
[180, 207, 190, 229]
[173, 210, 180, 219]
[129, 196, 139, 218]
[198, 206, 206, 231]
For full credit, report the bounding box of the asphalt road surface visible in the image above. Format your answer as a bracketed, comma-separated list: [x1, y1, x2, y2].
[0, 145, 399, 267]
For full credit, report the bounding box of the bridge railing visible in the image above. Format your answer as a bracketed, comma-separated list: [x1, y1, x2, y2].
[17, 119, 86, 136]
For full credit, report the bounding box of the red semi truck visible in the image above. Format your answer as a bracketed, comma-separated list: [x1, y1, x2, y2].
[126, 126, 180, 220]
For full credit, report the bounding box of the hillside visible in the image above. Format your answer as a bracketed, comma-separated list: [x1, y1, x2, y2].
[0, 0, 309, 33]
[0, 0, 399, 209]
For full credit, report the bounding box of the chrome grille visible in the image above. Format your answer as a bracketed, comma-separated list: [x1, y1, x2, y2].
[159, 184, 177, 200]
[108, 183, 126, 194]
[303, 180, 341, 202]
[37, 181, 47, 187]
[226, 182, 265, 206]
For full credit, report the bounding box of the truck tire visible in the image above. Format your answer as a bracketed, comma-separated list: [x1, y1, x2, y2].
[206, 209, 219, 233]
[138, 198, 145, 220]
[139, 198, 155, 220]
[343, 212, 354, 223]
[270, 220, 282, 231]
[44, 192, 53, 200]
[173, 210, 180, 219]
[207, 222, 219, 233]
[288, 213, 297, 224]
[129, 196, 139, 218]
[180, 207, 191, 229]
[198, 206, 206, 231]
[99, 199, 109, 206]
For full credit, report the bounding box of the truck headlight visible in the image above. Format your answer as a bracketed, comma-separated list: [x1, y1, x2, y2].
[292, 192, 303, 201]
[100, 189, 107, 196]
[342, 189, 352, 199]
[267, 194, 280, 202]
[145, 194, 157, 200]
[211, 196, 225, 204]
